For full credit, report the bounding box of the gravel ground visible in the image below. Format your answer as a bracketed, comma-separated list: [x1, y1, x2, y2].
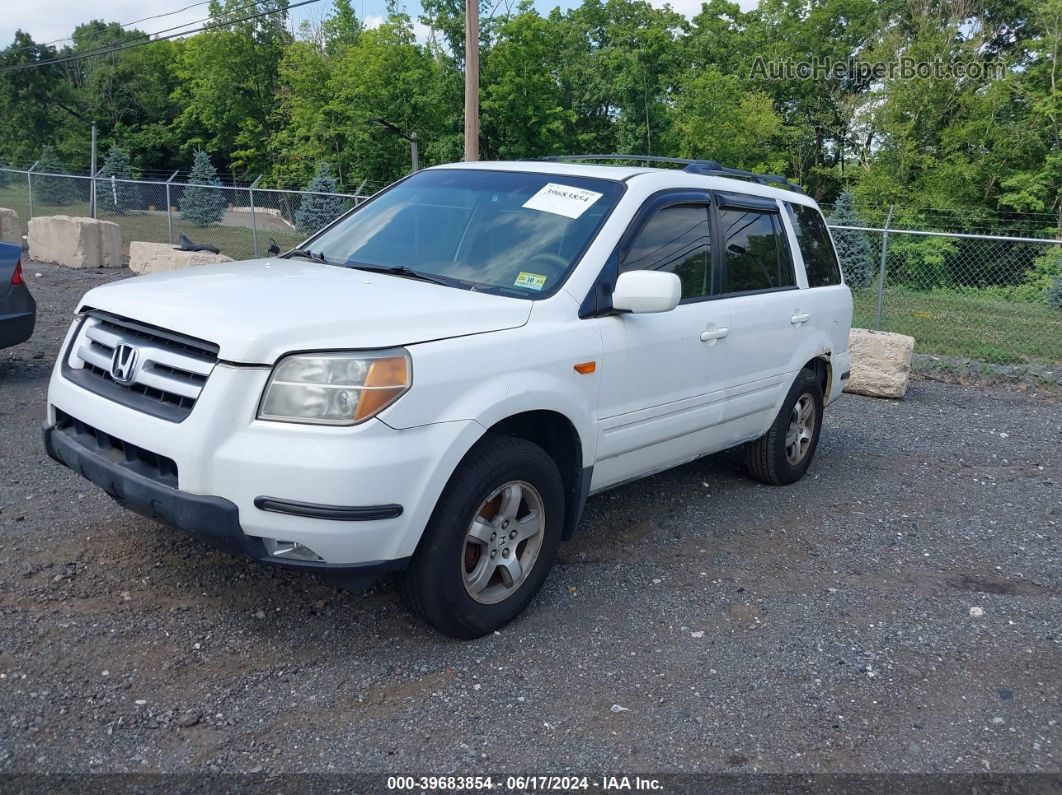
[0, 262, 1059, 776]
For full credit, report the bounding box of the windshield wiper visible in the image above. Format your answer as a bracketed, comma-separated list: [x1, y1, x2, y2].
[282, 248, 327, 262]
[347, 263, 461, 288]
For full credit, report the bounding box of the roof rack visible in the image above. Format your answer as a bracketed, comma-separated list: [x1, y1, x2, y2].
[533, 154, 805, 195]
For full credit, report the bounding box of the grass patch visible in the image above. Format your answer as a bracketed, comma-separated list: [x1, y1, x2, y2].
[853, 286, 1062, 363]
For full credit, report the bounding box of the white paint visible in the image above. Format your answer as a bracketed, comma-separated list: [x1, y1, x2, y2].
[47, 158, 852, 577]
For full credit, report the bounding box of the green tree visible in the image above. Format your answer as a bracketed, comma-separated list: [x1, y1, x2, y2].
[0, 33, 70, 166]
[828, 191, 874, 288]
[480, 11, 575, 159]
[36, 145, 72, 205]
[96, 145, 136, 215]
[171, 0, 292, 176]
[671, 69, 787, 173]
[180, 149, 226, 226]
[295, 162, 344, 236]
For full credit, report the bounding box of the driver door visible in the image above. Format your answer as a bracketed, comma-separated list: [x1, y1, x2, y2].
[590, 196, 733, 491]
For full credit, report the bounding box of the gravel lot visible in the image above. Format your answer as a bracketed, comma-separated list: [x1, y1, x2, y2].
[0, 262, 1059, 776]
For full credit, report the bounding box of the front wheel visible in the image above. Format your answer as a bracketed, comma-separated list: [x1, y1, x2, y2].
[399, 435, 564, 639]
[743, 368, 824, 486]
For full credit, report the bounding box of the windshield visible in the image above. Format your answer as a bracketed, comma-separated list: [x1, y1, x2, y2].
[305, 169, 624, 298]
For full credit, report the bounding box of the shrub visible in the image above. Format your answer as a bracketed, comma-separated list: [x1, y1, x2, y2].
[180, 149, 226, 227]
[295, 162, 345, 238]
[828, 191, 874, 288]
[36, 145, 73, 205]
[96, 145, 137, 215]
[0, 163, 8, 189]
[1047, 277, 1062, 311]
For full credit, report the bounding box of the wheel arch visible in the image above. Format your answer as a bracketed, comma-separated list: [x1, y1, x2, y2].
[483, 410, 589, 541]
[803, 354, 832, 399]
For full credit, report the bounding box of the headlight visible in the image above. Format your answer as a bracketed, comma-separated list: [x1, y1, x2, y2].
[257, 349, 411, 425]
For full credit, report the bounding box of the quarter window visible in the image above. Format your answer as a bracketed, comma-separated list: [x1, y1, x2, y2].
[620, 205, 714, 300]
[787, 203, 843, 287]
[717, 207, 795, 293]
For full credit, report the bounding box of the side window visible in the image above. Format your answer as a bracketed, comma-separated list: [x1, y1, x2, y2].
[786, 203, 843, 287]
[717, 207, 795, 294]
[620, 204, 713, 300]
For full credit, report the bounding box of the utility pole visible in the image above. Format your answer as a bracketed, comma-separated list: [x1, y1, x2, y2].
[463, 0, 479, 161]
[89, 122, 98, 218]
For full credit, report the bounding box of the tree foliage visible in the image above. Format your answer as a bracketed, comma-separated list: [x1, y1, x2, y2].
[96, 145, 135, 214]
[294, 161, 344, 236]
[0, 0, 1057, 241]
[829, 191, 874, 288]
[36, 144, 72, 205]
[180, 149, 226, 226]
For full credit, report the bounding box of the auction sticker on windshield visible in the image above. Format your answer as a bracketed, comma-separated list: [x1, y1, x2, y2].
[522, 183, 603, 219]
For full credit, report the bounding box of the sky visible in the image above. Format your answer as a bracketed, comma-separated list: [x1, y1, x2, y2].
[1, 0, 760, 51]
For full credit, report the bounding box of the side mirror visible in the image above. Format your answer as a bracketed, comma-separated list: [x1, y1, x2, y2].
[611, 270, 681, 314]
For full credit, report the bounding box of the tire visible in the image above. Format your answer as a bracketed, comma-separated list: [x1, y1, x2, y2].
[743, 368, 824, 486]
[399, 435, 565, 639]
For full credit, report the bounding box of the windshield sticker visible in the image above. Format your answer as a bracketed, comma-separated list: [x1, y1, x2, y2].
[514, 272, 547, 291]
[522, 183, 603, 219]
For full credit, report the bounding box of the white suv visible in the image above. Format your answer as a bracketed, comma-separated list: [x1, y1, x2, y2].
[44, 157, 852, 638]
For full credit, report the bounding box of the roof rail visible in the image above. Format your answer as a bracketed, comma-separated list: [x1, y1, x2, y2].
[533, 154, 805, 195]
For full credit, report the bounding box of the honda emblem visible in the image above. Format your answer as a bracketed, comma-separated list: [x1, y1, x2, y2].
[110, 344, 139, 384]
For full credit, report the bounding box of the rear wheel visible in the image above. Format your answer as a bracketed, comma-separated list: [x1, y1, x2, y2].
[744, 368, 824, 486]
[400, 436, 564, 639]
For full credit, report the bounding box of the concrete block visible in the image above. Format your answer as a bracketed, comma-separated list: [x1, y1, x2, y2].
[128, 241, 233, 274]
[0, 208, 18, 243]
[28, 215, 122, 268]
[844, 328, 915, 399]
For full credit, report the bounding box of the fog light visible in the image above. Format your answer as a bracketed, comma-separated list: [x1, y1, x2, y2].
[263, 538, 324, 562]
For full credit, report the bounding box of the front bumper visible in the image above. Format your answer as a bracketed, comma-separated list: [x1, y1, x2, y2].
[45, 341, 485, 567]
[42, 420, 406, 574]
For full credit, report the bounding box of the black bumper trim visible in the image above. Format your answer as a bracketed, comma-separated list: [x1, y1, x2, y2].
[254, 496, 402, 521]
[42, 422, 408, 575]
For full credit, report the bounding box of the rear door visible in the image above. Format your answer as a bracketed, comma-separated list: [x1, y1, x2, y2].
[710, 192, 806, 447]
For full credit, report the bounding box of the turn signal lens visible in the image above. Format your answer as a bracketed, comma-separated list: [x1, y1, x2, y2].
[354, 355, 411, 421]
[258, 349, 412, 425]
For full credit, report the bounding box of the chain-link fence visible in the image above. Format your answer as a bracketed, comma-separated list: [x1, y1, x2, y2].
[830, 223, 1062, 365]
[0, 166, 368, 261]
[1, 166, 1060, 364]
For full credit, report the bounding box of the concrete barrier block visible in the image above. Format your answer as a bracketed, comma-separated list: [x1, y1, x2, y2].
[0, 208, 18, 243]
[844, 328, 915, 399]
[128, 241, 233, 274]
[28, 215, 122, 268]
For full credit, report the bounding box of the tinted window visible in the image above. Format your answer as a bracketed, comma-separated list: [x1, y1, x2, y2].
[718, 208, 794, 293]
[787, 203, 842, 287]
[620, 205, 713, 299]
[307, 169, 624, 298]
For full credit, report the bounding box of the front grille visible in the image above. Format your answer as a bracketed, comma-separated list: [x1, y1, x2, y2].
[54, 409, 178, 487]
[63, 310, 219, 422]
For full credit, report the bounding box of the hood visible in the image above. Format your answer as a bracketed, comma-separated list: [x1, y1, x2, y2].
[77, 258, 533, 363]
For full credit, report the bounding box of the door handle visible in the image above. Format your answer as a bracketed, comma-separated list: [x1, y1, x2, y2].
[791, 313, 811, 325]
[700, 327, 729, 342]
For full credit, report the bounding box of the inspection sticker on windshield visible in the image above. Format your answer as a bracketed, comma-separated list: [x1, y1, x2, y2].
[522, 183, 603, 219]
[514, 272, 547, 291]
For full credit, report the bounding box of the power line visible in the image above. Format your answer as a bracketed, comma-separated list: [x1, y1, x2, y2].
[5, 0, 220, 55]
[0, 0, 317, 75]
[2, 0, 285, 68]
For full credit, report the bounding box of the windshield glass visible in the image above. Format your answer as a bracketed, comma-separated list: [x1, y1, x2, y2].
[306, 168, 624, 298]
